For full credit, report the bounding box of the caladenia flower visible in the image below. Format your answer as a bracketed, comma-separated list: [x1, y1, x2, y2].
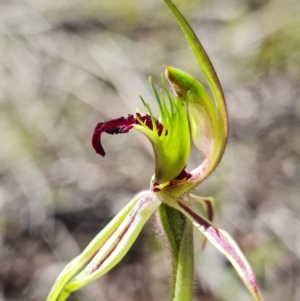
[46, 1, 264, 301]
[92, 78, 191, 186]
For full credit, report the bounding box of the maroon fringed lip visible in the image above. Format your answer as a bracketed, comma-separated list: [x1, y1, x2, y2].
[92, 113, 165, 156]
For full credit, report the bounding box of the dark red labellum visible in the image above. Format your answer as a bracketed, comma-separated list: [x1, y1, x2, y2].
[92, 113, 165, 156]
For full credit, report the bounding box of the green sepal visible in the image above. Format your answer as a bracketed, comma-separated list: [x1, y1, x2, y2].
[163, 0, 228, 182]
[165, 66, 219, 163]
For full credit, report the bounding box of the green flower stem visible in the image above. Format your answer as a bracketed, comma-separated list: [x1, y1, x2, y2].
[173, 217, 194, 301]
[158, 203, 194, 301]
[57, 291, 69, 301]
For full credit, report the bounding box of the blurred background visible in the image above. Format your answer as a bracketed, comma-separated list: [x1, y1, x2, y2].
[1, 0, 300, 300]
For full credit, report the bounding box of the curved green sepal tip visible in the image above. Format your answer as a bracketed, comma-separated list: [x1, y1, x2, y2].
[163, 0, 228, 180]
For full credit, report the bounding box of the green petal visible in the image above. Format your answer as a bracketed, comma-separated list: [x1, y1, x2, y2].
[63, 191, 160, 294]
[176, 201, 264, 301]
[46, 191, 160, 301]
[190, 193, 215, 250]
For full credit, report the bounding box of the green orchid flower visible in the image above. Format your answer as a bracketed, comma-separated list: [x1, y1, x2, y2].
[46, 1, 264, 301]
